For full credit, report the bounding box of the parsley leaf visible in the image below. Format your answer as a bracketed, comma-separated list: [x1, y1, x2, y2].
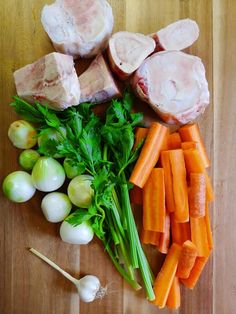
[65, 209, 94, 226]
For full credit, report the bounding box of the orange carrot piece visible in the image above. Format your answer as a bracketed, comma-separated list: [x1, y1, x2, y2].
[133, 127, 149, 150]
[183, 148, 214, 201]
[181, 254, 210, 289]
[153, 243, 182, 308]
[181, 141, 199, 150]
[161, 129, 169, 151]
[205, 202, 214, 249]
[179, 123, 210, 168]
[167, 132, 182, 149]
[189, 173, 206, 218]
[190, 217, 210, 257]
[166, 277, 181, 309]
[176, 240, 198, 278]
[159, 212, 170, 254]
[141, 229, 160, 246]
[161, 151, 175, 212]
[143, 168, 165, 232]
[129, 122, 168, 188]
[130, 186, 143, 205]
[169, 149, 189, 222]
[170, 213, 191, 245]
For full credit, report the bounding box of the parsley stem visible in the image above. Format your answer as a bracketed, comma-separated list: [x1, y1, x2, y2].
[106, 213, 119, 245]
[120, 177, 155, 301]
[103, 143, 108, 160]
[103, 242, 141, 291]
[112, 188, 127, 230]
[120, 184, 139, 269]
[116, 232, 136, 280]
[108, 206, 135, 280]
[111, 201, 125, 238]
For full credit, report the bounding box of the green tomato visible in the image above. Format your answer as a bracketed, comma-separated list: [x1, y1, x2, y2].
[8, 120, 37, 149]
[19, 149, 40, 171]
[32, 157, 65, 192]
[67, 175, 94, 208]
[2, 171, 36, 203]
[38, 127, 66, 158]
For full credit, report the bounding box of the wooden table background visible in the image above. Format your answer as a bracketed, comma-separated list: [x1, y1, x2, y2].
[0, 0, 235, 313]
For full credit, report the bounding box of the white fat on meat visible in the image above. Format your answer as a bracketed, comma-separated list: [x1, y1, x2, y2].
[79, 54, 121, 104]
[133, 51, 209, 125]
[41, 0, 114, 58]
[152, 19, 199, 51]
[14, 52, 80, 110]
[108, 31, 156, 80]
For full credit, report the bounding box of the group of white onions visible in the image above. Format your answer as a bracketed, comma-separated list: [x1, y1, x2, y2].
[3, 120, 106, 302]
[3, 120, 95, 245]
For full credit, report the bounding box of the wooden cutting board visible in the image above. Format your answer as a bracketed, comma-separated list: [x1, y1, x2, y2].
[0, 1, 235, 313]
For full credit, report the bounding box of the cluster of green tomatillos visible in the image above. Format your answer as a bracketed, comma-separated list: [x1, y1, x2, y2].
[3, 120, 94, 245]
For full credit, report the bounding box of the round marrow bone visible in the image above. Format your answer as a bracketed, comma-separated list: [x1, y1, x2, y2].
[152, 19, 199, 51]
[108, 31, 156, 80]
[41, 0, 114, 58]
[132, 51, 210, 125]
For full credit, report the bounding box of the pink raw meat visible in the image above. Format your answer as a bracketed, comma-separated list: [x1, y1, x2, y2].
[132, 51, 210, 125]
[14, 52, 80, 110]
[41, 0, 114, 58]
[108, 31, 155, 80]
[79, 54, 121, 104]
[152, 19, 199, 51]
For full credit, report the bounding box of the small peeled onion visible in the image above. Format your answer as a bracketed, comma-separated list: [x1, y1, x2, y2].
[2, 171, 36, 203]
[41, 192, 72, 223]
[67, 175, 94, 208]
[32, 157, 65, 192]
[8, 120, 37, 149]
[60, 220, 94, 245]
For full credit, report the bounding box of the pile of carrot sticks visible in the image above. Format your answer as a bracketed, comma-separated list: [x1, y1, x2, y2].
[129, 122, 213, 309]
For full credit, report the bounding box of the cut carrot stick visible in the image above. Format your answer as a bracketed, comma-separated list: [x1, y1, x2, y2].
[170, 213, 191, 245]
[133, 127, 149, 150]
[181, 141, 199, 150]
[166, 277, 181, 309]
[159, 212, 170, 254]
[178, 123, 210, 168]
[169, 149, 189, 222]
[181, 254, 210, 289]
[161, 128, 169, 152]
[167, 132, 182, 149]
[141, 229, 160, 246]
[190, 217, 210, 257]
[176, 240, 198, 278]
[129, 122, 168, 188]
[153, 243, 182, 308]
[205, 202, 214, 249]
[183, 148, 214, 201]
[130, 186, 143, 205]
[161, 151, 175, 213]
[189, 173, 206, 218]
[143, 168, 165, 232]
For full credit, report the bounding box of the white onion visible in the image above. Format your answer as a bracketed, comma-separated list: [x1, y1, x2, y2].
[67, 175, 94, 208]
[2, 171, 36, 203]
[8, 120, 37, 149]
[60, 220, 94, 245]
[32, 157, 65, 192]
[41, 192, 72, 222]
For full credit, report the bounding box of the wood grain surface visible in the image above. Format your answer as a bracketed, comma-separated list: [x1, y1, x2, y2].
[0, 1, 235, 313]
